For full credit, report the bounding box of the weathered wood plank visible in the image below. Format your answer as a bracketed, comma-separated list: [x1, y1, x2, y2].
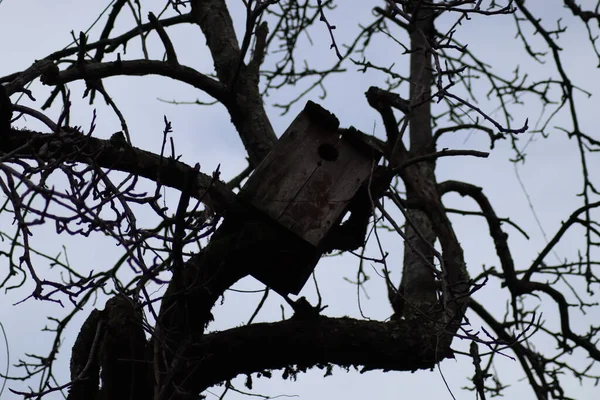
[276, 135, 372, 246]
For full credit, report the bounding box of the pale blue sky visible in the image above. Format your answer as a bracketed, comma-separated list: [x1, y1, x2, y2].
[1, 1, 599, 399]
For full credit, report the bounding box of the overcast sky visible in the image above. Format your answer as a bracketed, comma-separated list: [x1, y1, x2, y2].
[1, 1, 599, 399]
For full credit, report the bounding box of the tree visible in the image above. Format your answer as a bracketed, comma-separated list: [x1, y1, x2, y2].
[0, 0, 599, 399]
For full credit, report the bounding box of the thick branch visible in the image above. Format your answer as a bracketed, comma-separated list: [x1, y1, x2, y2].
[191, 0, 241, 84]
[393, 8, 445, 320]
[365, 86, 407, 158]
[0, 128, 236, 211]
[41, 60, 228, 103]
[407, 8, 435, 154]
[183, 316, 454, 393]
[190, 0, 277, 167]
[397, 161, 469, 319]
[4, 59, 55, 95]
[438, 180, 517, 288]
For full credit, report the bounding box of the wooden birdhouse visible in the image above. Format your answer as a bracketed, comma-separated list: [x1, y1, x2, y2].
[238, 101, 379, 295]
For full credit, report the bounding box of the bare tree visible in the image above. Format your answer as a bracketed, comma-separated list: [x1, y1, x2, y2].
[0, 1, 599, 399]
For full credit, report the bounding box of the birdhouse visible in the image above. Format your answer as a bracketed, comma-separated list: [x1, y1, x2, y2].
[238, 101, 379, 295]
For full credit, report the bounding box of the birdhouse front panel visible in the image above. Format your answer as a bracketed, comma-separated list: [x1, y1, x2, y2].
[240, 101, 375, 247]
[275, 136, 374, 246]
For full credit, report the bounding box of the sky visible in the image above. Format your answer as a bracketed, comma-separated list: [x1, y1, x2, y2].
[0, 0, 599, 399]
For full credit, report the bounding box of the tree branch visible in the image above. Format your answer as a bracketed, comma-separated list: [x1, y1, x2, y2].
[190, 0, 277, 167]
[191, 0, 241, 84]
[438, 180, 517, 289]
[41, 59, 228, 103]
[0, 128, 236, 211]
[148, 12, 179, 65]
[179, 316, 454, 393]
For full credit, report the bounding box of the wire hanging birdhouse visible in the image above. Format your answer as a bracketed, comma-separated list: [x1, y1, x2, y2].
[238, 101, 379, 295]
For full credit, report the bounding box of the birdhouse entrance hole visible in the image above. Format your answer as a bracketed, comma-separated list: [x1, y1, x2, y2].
[318, 143, 338, 161]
